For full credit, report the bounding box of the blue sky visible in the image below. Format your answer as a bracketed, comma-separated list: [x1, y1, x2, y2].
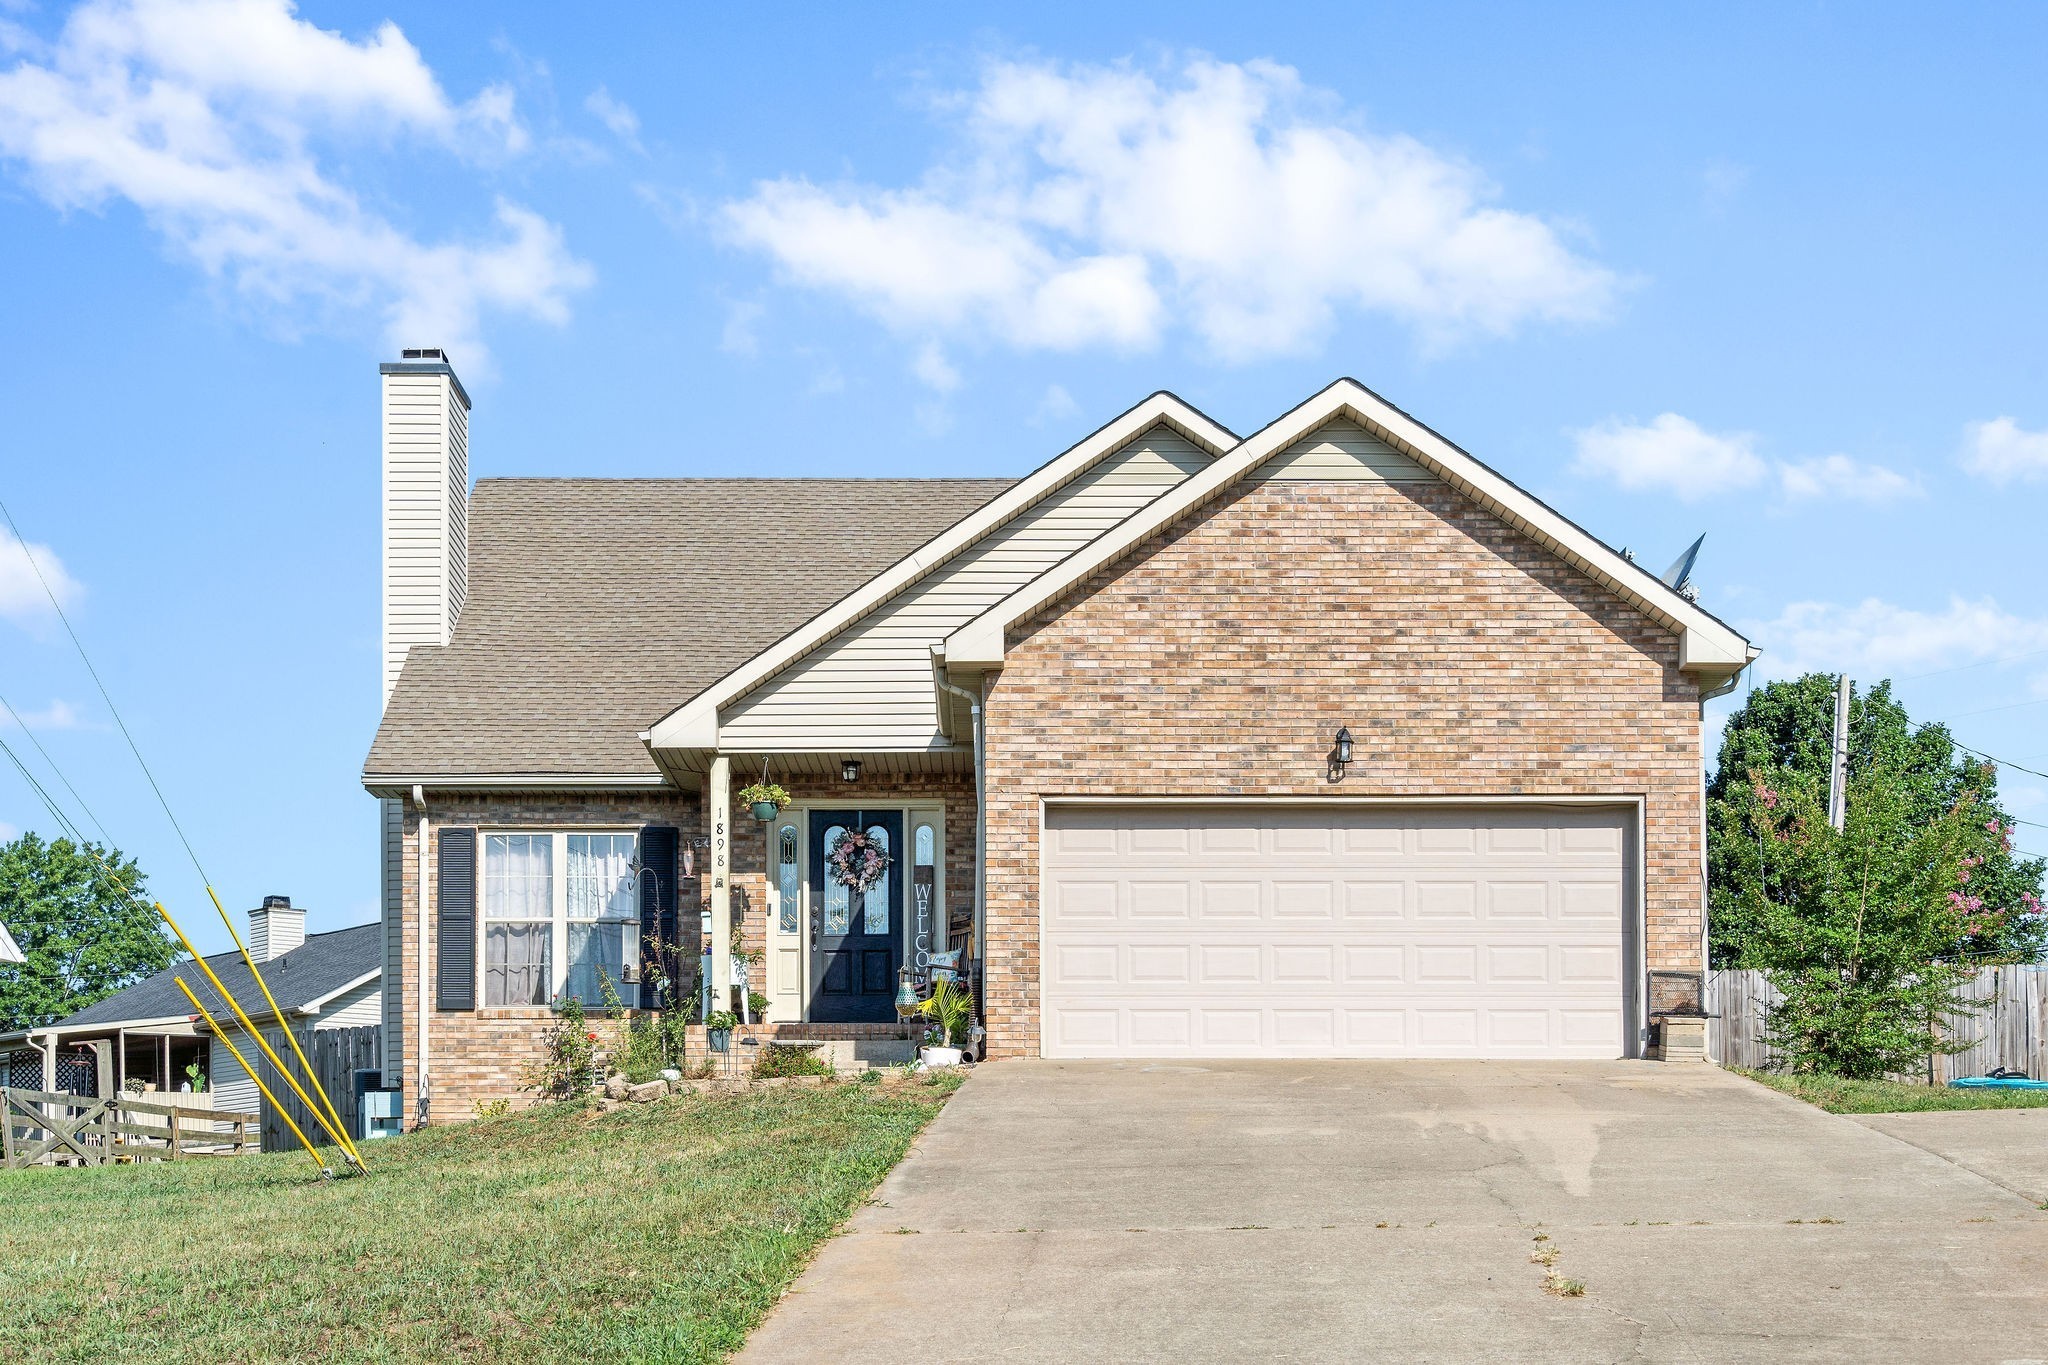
[2, 1, 2046, 951]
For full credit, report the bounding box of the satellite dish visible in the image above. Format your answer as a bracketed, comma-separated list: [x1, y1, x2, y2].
[1662, 534, 1706, 595]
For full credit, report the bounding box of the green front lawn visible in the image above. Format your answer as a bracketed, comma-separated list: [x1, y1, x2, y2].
[1737, 1068, 2048, 1113]
[0, 1075, 962, 1364]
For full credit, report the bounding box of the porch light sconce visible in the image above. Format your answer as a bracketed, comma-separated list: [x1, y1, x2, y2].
[841, 759, 862, 783]
[1329, 726, 1354, 781]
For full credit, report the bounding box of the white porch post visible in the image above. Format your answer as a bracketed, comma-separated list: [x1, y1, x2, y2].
[708, 754, 732, 1016]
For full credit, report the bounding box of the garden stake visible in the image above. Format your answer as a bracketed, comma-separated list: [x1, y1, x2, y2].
[201, 884, 363, 1168]
[154, 903, 363, 1168]
[174, 978, 328, 1175]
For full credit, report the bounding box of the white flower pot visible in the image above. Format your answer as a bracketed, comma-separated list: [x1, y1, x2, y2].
[920, 1046, 964, 1068]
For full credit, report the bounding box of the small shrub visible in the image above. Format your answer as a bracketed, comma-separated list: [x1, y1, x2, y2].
[472, 1098, 511, 1120]
[525, 995, 598, 1102]
[752, 1045, 834, 1079]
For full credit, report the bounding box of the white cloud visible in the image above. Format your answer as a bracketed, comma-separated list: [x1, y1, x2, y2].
[0, 820, 17, 843]
[720, 56, 1618, 369]
[0, 527, 81, 623]
[1031, 383, 1080, 426]
[1961, 417, 2048, 485]
[719, 299, 762, 357]
[0, 698, 90, 731]
[0, 0, 591, 365]
[1750, 596, 2048, 677]
[910, 341, 959, 393]
[1777, 454, 1920, 503]
[1573, 415, 1917, 505]
[1701, 157, 1748, 212]
[584, 84, 639, 148]
[1570, 414, 1767, 501]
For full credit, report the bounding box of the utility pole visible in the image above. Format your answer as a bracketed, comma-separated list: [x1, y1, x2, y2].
[1827, 673, 1851, 831]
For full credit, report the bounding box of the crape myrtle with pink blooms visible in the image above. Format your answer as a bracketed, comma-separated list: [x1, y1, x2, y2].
[1706, 675, 2047, 1077]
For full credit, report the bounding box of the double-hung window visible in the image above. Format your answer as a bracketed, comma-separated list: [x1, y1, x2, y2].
[482, 831, 640, 1007]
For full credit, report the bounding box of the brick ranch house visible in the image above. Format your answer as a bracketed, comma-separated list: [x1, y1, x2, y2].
[363, 351, 1756, 1121]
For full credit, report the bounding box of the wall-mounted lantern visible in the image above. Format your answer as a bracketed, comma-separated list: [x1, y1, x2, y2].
[1329, 726, 1354, 781]
[841, 758, 863, 783]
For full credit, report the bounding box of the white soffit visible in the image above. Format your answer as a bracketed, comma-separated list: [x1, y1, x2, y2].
[945, 379, 1755, 677]
[644, 391, 1239, 753]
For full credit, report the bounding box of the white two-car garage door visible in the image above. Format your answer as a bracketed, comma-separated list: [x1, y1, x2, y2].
[1040, 804, 1636, 1060]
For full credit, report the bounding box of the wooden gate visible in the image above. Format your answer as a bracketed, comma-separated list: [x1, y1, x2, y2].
[1, 1088, 254, 1167]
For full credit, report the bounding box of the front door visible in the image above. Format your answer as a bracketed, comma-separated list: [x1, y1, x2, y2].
[808, 810, 904, 1022]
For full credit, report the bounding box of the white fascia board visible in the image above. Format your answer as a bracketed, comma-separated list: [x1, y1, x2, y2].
[300, 969, 382, 1015]
[646, 392, 1238, 751]
[947, 378, 1757, 675]
[363, 773, 672, 798]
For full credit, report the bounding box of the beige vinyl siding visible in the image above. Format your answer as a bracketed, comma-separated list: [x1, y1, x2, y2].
[1253, 418, 1431, 482]
[380, 797, 404, 1078]
[317, 979, 384, 1030]
[721, 423, 1213, 750]
[381, 371, 468, 703]
[207, 1036, 259, 1115]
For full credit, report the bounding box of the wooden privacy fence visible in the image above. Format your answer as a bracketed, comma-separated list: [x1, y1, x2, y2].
[1, 1088, 255, 1168]
[251, 1024, 380, 1153]
[1709, 965, 2048, 1080]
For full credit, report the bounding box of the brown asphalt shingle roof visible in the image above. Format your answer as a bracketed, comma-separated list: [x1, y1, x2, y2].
[364, 478, 1015, 781]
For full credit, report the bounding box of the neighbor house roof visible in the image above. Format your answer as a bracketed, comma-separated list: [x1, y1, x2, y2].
[364, 478, 1014, 784]
[54, 923, 382, 1030]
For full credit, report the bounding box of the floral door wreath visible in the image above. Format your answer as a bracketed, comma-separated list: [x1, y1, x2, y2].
[826, 826, 891, 893]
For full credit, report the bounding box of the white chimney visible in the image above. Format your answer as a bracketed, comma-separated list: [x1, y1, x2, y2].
[381, 347, 470, 706]
[249, 895, 306, 962]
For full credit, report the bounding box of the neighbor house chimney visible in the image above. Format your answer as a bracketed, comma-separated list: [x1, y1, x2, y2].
[249, 895, 306, 962]
[380, 347, 470, 707]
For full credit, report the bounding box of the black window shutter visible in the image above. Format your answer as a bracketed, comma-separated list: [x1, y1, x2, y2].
[436, 828, 477, 1011]
[638, 825, 680, 1008]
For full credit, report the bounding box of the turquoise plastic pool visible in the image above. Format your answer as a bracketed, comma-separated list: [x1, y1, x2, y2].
[1948, 1075, 2048, 1090]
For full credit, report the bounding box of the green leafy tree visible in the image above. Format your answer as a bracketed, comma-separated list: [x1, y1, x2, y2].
[0, 832, 175, 1031]
[1709, 676, 2046, 967]
[1720, 744, 2016, 1075]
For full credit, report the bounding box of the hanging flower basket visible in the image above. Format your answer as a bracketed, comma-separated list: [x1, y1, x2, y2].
[826, 827, 891, 893]
[737, 782, 790, 822]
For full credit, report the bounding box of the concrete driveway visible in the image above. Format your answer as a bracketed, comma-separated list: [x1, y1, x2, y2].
[742, 1061, 2048, 1362]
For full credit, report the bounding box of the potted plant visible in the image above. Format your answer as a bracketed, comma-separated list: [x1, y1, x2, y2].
[737, 782, 790, 821]
[705, 1010, 739, 1053]
[914, 978, 972, 1067]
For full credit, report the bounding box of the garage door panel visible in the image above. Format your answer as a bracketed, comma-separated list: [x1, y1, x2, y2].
[1042, 804, 1631, 1060]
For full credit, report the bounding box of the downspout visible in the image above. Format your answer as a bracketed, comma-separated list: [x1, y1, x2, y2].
[413, 784, 431, 1126]
[933, 666, 986, 1027]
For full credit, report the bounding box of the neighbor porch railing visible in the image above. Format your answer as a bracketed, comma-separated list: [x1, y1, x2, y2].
[1, 1088, 256, 1168]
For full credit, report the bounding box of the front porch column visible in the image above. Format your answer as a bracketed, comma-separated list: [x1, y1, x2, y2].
[706, 754, 732, 1015]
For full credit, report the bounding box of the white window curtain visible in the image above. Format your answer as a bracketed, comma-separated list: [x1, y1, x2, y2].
[565, 833, 639, 1006]
[485, 834, 552, 1006]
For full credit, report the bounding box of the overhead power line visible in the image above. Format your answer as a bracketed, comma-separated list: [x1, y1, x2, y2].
[0, 494, 212, 889]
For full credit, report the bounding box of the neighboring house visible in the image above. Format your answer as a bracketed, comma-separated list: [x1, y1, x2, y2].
[0, 898, 380, 1120]
[364, 351, 1757, 1121]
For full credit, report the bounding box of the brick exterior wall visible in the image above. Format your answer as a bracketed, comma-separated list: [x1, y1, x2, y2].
[392, 792, 699, 1124]
[390, 776, 974, 1123]
[977, 474, 1706, 1060]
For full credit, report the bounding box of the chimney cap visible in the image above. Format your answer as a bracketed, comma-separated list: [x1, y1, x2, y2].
[262, 895, 293, 910]
[379, 348, 470, 408]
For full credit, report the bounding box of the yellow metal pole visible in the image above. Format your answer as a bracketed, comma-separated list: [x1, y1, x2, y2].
[175, 978, 327, 1175]
[201, 886, 363, 1167]
[154, 904, 362, 1168]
